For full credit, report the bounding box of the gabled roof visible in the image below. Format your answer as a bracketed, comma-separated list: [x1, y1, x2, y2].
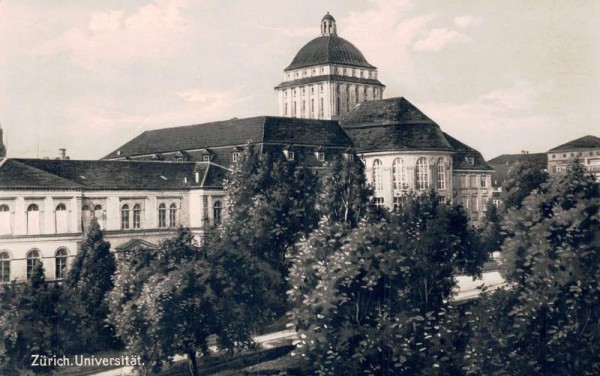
[340, 97, 454, 153]
[443, 133, 493, 171]
[548, 135, 600, 152]
[285, 35, 375, 71]
[487, 153, 547, 166]
[115, 239, 156, 252]
[103, 116, 351, 159]
[2, 159, 229, 190]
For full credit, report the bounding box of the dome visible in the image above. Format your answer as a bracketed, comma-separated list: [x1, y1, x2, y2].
[285, 35, 376, 71]
[322, 12, 335, 21]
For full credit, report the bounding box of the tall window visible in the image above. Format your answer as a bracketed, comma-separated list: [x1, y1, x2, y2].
[27, 204, 40, 235]
[158, 203, 167, 228]
[480, 176, 487, 188]
[0, 204, 10, 234]
[121, 204, 130, 229]
[437, 158, 446, 190]
[133, 204, 142, 229]
[94, 204, 104, 228]
[320, 98, 324, 117]
[232, 152, 240, 163]
[416, 157, 429, 190]
[213, 201, 222, 226]
[392, 158, 405, 190]
[0, 252, 9, 282]
[169, 203, 177, 227]
[55, 203, 68, 233]
[55, 248, 68, 280]
[372, 159, 383, 191]
[82, 205, 93, 229]
[26, 250, 41, 280]
[470, 175, 477, 188]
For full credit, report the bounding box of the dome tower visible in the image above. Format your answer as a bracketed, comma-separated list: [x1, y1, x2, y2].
[275, 13, 385, 120]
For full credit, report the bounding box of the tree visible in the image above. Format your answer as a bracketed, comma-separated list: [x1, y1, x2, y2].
[108, 228, 246, 376]
[500, 159, 548, 210]
[290, 192, 485, 375]
[62, 218, 117, 353]
[479, 200, 503, 253]
[0, 264, 63, 375]
[465, 164, 600, 375]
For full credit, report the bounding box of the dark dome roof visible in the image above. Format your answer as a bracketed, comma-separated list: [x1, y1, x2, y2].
[285, 35, 375, 71]
[322, 13, 335, 21]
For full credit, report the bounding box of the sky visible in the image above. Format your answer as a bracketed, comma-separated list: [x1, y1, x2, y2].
[1, 0, 598, 160]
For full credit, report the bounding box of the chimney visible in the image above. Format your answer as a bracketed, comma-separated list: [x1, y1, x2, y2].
[59, 148, 67, 160]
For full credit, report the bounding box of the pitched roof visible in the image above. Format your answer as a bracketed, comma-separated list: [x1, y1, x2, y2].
[443, 133, 493, 171]
[275, 75, 384, 89]
[285, 35, 376, 71]
[548, 135, 600, 152]
[2, 159, 228, 190]
[103, 116, 351, 159]
[487, 153, 547, 166]
[340, 97, 454, 153]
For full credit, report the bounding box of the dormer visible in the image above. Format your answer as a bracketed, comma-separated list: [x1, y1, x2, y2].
[152, 153, 165, 161]
[199, 149, 213, 162]
[174, 150, 190, 162]
[283, 145, 296, 161]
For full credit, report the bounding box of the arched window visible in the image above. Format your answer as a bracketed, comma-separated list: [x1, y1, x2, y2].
[55, 203, 68, 233]
[0, 251, 10, 282]
[392, 158, 405, 190]
[213, 201, 222, 226]
[27, 204, 40, 235]
[133, 204, 142, 229]
[55, 248, 68, 280]
[94, 204, 104, 229]
[121, 204, 130, 230]
[26, 249, 41, 280]
[0, 204, 10, 234]
[169, 203, 177, 227]
[372, 159, 383, 191]
[437, 158, 446, 190]
[158, 203, 167, 228]
[416, 157, 429, 190]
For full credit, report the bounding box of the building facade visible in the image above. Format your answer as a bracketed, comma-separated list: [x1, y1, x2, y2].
[547, 135, 600, 179]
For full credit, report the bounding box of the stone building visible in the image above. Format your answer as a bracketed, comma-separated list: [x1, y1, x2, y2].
[547, 135, 600, 179]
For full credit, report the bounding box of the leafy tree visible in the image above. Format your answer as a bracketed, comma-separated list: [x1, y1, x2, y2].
[108, 228, 246, 376]
[500, 159, 548, 210]
[62, 218, 117, 353]
[290, 192, 485, 375]
[0, 264, 63, 375]
[465, 164, 600, 375]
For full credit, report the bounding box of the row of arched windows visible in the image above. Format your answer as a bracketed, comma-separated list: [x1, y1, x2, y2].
[0, 203, 71, 235]
[371, 157, 447, 192]
[0, 248, 68, 282]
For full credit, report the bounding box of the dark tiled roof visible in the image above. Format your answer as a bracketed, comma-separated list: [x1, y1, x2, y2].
[103, 116, 351, 160]
[0, 160, 82, 189]
[340, 97, 454, 153]
[548, 135, 600, 152]
[4, 159, 228, 190]
[443, 133, 493, 171]
[487, 153, 547, 187]
[275, 75, 384, 89]
[285, 35, 375, 71]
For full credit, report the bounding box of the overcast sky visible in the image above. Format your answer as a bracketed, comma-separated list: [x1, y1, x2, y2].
[1, 0, 598, 160]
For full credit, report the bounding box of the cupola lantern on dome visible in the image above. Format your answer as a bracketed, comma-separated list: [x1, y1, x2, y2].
[321, 12, 337, 36]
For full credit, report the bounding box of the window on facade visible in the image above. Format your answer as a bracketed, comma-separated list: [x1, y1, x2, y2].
[93, 204, 104, 228]
[213, 201, 222, 226]
[133, 204, 142, 229]
[0, 204, 10, 234]
[301, 87, 305, 95]
[27, 204, 40, 235]
[372, 159, 383, 191]
[319, 83, 323, 92]
[437, 159, 446, 190]
[169, 203, 177, 227]
[121, 204, 130, 229]
[393, 196, 402, 212]
[392, 158, 405, 190]
[336, 98, 340, 115]
[465, 157, 475, 166]
[373, 197, 384, 208]
[55, 203, 68, 233]
[284, 150, 295, 161]
[316, 152, 325, 162]
[470, 175, 477, 188]
[0, 252, 9, 282]
[82, 205, 92, 229]
[320, 98, 324, 117]
[26, 250, 41, 280]
[311, 86, 314, 94]
[55, 248, 68, 280]
[292, 101, 296, 116]
[470, 196, 478, 213]
[416, 157, 429, 190]
[480, 176, 487, 188]
[158, 203, 167, 228]
[232, 152, 240, 163]
[203, 155, 210, 162]
[301, 100, 305, 116]
[311, 99, 314, 115]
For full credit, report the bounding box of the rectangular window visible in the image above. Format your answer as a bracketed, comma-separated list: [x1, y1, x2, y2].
[121, 209, 130, 230]
[284, 103, 288, 116]
[320, 98, 324, 116]
[374, 197, 385, 208]
[470, 175, 477, 188]
[480, 176, 487, 188]
[437, 165, 446, 190]
[232, 152, 240, 162]
[471, 196, 478, 212]
[203, 155, 210, 162]
[311, 99, 314, 115]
